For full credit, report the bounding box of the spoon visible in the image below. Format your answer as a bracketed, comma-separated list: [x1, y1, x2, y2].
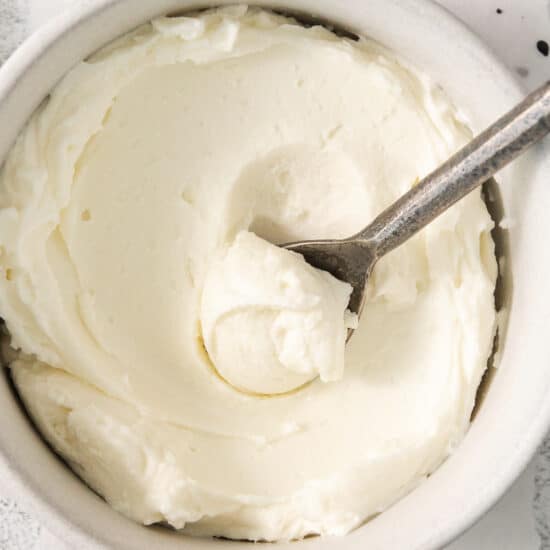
[284, 81, 550, 335]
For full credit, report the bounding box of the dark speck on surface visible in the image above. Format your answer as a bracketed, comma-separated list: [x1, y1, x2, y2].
[496, 8, 503, 14]
[537, 40, 549, 56]
[516, 67, 529, 78]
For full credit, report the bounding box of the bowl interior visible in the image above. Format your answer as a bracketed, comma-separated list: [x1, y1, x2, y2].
[0, 1, 549, 549]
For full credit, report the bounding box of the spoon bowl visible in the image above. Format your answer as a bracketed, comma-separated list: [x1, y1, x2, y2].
[283, 238, 375, 319]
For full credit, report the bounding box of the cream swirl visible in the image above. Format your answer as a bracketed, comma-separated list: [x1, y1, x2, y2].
[0, 6, 496, 542]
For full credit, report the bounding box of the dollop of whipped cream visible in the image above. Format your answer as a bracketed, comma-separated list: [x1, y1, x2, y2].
[0, 6, 497, 542]
[201, 231, 356, 394]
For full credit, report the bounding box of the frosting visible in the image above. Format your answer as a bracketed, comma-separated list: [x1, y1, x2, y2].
[201, 231, 356, 394]
[0, 7, 497, 542]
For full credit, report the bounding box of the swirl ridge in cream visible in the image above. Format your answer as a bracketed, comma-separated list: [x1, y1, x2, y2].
[0, 6, 496, 542]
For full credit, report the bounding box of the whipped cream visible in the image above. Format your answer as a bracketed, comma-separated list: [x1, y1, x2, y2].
[0, 6, 497, 542]
[201, 231, 355, 394]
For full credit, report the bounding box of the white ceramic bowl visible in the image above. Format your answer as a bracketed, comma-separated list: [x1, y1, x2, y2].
[1, 1, 549, 549]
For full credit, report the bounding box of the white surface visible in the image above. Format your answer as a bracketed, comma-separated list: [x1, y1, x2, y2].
[0, 0, 548, 548]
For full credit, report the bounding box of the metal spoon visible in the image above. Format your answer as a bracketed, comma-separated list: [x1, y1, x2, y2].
[284, 81, 550, 335]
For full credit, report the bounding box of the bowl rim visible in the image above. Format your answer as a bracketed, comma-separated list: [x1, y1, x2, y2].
[0, 1, 548, 549]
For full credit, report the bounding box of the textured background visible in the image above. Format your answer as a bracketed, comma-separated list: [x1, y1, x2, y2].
[0, 0, 549, 548]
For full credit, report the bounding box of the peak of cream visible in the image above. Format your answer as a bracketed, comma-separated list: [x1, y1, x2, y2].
[0, 6, 496, 542]
[201, 231, 356, 394]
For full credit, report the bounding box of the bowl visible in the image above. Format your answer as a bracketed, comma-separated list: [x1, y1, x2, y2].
[0, 1, 549, 549]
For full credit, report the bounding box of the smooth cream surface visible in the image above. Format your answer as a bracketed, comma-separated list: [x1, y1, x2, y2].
[0, 7, 497, 542]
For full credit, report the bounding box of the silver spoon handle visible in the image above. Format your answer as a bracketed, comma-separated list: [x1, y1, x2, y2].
[358, 81, 550, 258]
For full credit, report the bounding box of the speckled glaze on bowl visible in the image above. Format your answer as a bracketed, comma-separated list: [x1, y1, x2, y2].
[0, 1, 549, 549]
